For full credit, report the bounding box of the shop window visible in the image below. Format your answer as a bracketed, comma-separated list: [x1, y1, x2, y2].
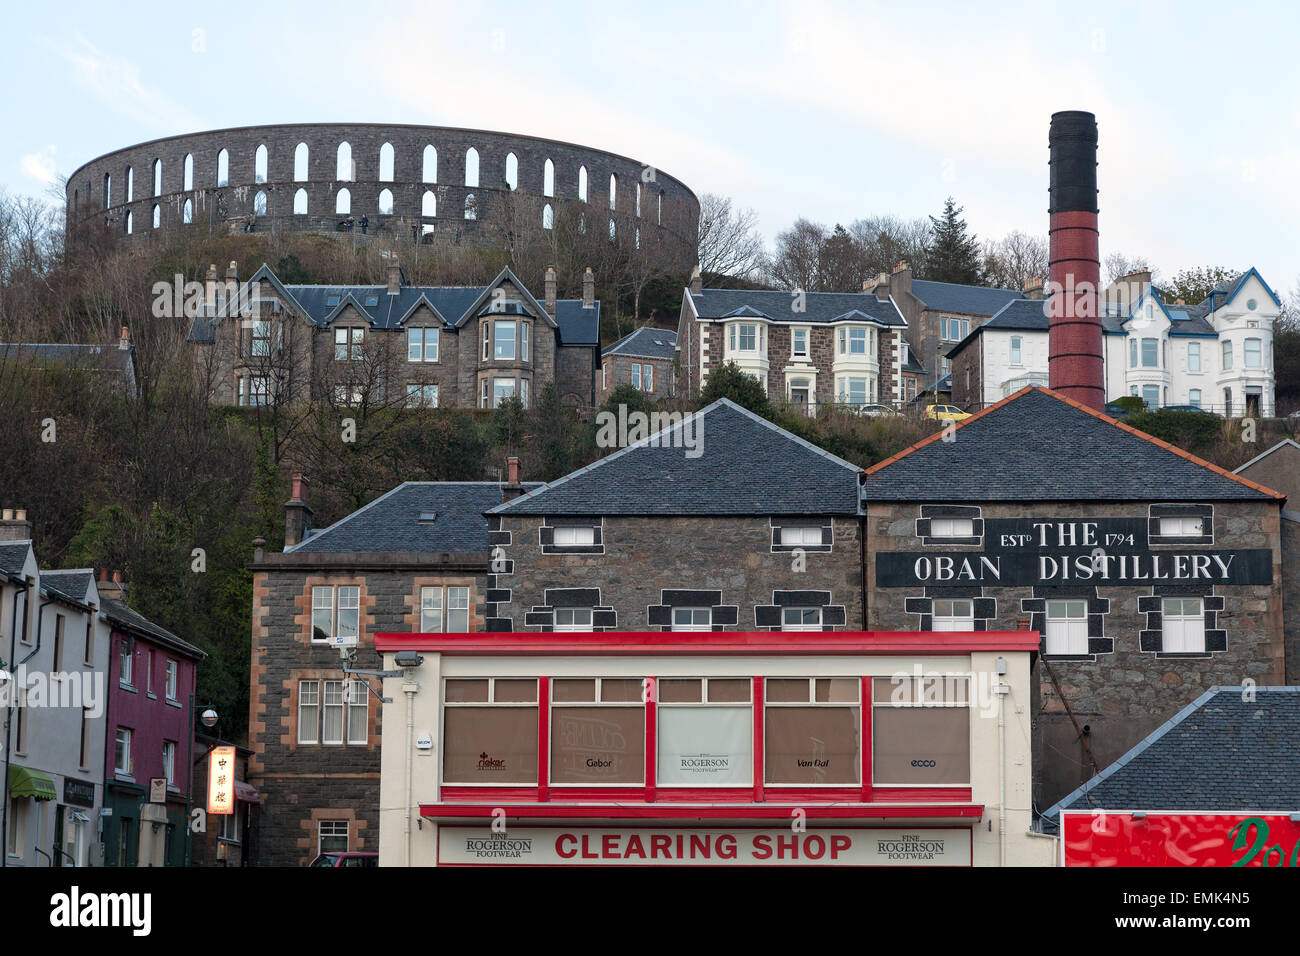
[550, 678, 644, 785]
[379, 142, 395, 182]
[319, 820, 348, 854]
[311, 585, 360, 642]
[423, 145, 437, 183]
[657, 678, 752, 785]
[872, 676, 970, 785]
[543, 158, 554, 197]
[443, 678, 538, 784]
[1045, 599, 1088, 656]
[764, 678, 860, 785]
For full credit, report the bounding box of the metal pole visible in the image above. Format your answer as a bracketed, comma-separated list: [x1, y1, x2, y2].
[184, 692, 194, 866]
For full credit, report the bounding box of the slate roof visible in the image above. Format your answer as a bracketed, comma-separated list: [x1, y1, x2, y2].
[492, 398, 863, 516]
[289, 481, 543, 554]
[689, 289, 904, 326]
[41, 569, 94, 606]
[603, 326, 677, 360]
[911, 279, 1020, 317]
[0, 542, 32, 578]
[1044, 687, 1300, 823]
[0, 344, 137, 385]
[862, 387, 1282, 502]
[101, 598, 205, 660]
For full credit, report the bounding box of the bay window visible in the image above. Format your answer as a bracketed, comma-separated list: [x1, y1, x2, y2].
[443, 678, 539, 784]
[729, 323, 761, 353]
[1245, 337, 1261, 369]
[837, 377, 869, 406]
[1141, 337, 1158, 367]
[839, 327, 869, 355]
[1222, 340, 1233, 370]
[493, 377, 517, 406]
[764, 678, 860, 785]
[657, 678, 752, 785]
[495, 321, 517, 360]
[1142, 384, 1159, 409]
[551, 678, 644, 784]
[872, 676, 970, 785]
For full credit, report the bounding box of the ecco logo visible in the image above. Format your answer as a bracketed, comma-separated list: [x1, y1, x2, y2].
[910, 760, 936, 767]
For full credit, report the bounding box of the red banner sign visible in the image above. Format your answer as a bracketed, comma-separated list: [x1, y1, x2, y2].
[1061, 811, 1300, 867]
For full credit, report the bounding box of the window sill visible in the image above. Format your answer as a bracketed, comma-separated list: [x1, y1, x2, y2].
[119, 682, 137, 694]
[146, 692, 157, 700]
[165, 698, 182, 709]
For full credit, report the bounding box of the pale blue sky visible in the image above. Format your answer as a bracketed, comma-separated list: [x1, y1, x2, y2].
[5, 0, 1299, 291]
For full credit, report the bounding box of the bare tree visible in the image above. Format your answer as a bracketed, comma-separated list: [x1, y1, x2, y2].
[983, 230, 1048, 292]
[696, 193, 765, 282]
[1103, 251, 1156, 285]
[849, 215, 931, 278]
[768, 218, 827, 291]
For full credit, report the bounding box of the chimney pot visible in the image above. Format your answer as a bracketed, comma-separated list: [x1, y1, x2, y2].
[689, 265, 702, 296]
[0, 508, 32, 542]
[1175, 298, 1185, 306]
[226, 260, 238, 280]
[112, 570, 122, 584]
[284, 468, 314, 549]
[387, 259, 401, 295]
[583, 267, 595, 308]
[2, 509, 11, 521]
[894, 260, 909, 273]
[544, 266, 557, 316]
[15, 509, 25, 521]
[502, 457, 524, 501]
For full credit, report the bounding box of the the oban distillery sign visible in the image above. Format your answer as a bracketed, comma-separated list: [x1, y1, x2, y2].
[876, 517, 1273, 588]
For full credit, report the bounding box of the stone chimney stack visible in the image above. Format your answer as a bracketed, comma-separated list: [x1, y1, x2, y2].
[888, 261, 913, 297]
[119, 325, 130, 350]
[1023, 276, 1045, 300]
[544, 266, 557, 317]
[583, 267, 595, 308]
[225, 260, 238, 282]
[284, 469, 313, 549]
[502, 457, 524, 502]
[689, 265, 702, 296]
[97, 568, 127, 602]
[387, 258, 401, 295]
[0, 508, 32, 542]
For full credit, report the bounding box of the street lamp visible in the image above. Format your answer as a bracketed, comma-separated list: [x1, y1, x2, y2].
[184, 698, 220, 867]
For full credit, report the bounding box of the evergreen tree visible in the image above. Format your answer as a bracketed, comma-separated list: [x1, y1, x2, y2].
[924, 197, 983, 285]
[698, 361, 771, 416]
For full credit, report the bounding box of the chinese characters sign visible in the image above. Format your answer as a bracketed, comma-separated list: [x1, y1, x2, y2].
[207, 745, 237, 815]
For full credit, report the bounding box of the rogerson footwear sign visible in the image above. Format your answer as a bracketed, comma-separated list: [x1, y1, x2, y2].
[876, 517, 1273, 588]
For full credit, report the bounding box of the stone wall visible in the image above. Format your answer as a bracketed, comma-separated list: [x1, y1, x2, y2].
[863, 499, 1285, 806]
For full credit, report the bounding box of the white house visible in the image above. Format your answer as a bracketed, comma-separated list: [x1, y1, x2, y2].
[950, 268, 1281, 415]
[2, 513, 111, 869]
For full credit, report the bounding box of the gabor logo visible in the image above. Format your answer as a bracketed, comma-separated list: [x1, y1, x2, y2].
[49, 886, 151, 936]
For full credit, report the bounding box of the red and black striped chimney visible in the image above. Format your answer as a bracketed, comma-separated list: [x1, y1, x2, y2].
[1047, 110, 1104, 410]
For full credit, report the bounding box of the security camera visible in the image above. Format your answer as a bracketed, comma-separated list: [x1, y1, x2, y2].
[394, 651, 424, 668]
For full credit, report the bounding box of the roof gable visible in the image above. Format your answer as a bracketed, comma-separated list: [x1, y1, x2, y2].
[492, 398, 863, 516]
[452, 266, 557, 330]
[604, 326, 677, 359]
[689, 289, 905, 327]
[863, 387, 1282, 502]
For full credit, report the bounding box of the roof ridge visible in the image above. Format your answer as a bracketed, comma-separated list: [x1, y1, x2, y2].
[285, 481, 419, 552]
[1234, 438, 1300, 475]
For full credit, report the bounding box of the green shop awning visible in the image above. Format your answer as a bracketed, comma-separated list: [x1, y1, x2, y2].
[8, 766, 57, 801]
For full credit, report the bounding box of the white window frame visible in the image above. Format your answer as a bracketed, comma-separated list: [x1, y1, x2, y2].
[311, 585, 360, 644]
[553, 526, 596, 547]
[1010, 336, 1022, 365]
[162, 740, 177, 789]
[1222, 340, 1233, 370]
[1244, 337, 1262, 369]
[1162, 597, 1205, 653]
[1158, 516, 1205, 537]
[930, 517, 974, 538]
[1045, 599, 1089, 656]
[791, 327, 809, 358]
[554, 607, 594, 632]
[119, 639, 132, 685]
[1188, 341, 1201, 372]
[318, 820, 348, 854]
[346, 679, 368, 744]
[1141, 337, 1158, 367]
[322, 680, 346, 745]
[931, 599, 974, 632]
[778, 526, 823, 547]
[1189, 389, 1202, 408]
[165, 658, 178, 701]
[298, 680, 320, 744]
[115, 727, 133, 776]
[420, 587, 443, 632]
[447, 587, 470, 632]
[408, 327, 439, 362]
[672, 607, 712, 632]
[494, 320, 517, 361]
[781, 607, 822, 631]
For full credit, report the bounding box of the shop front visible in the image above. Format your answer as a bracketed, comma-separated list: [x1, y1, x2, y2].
[375, 630, 1057, 867]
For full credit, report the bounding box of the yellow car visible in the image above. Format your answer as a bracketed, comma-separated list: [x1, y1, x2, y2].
[925, 404, 971, 423]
